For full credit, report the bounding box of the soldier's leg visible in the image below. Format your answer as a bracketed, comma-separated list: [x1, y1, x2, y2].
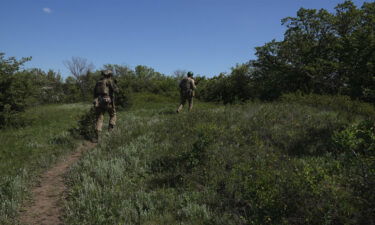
[177, 94, 187, 113]
[188, 97, 193, 112]
[108, 105, 117, 131]
[95, 107, 105, 132]
[94, 107, 104, 142]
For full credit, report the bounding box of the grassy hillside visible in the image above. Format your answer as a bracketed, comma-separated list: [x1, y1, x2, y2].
[0, 93, 372, 225]
[0, 103, 89, 225]
[64, 94, 374, 225]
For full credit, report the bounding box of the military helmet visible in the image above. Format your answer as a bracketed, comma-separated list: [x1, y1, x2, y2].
[187, 71, 193, 77]
[102, 70, 113, 77]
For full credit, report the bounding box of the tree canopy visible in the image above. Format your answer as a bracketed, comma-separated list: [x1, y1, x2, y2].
[250, 1, 375, 101]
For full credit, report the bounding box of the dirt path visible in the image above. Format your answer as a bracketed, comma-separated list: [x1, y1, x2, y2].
[19, 141, 96, 225]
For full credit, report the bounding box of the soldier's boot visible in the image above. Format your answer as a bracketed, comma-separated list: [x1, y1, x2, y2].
[176, 104, 183, 113]
[108, 124, 115, 132]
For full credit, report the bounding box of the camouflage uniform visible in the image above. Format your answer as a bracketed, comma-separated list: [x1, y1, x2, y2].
[93, 70, 119, 138]
[177, 72, 196, 113]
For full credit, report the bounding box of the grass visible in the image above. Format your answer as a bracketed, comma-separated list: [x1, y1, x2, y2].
[64, 94, 375, 225]
[1, 93, 373, 225]
[0, 103, 89, 225]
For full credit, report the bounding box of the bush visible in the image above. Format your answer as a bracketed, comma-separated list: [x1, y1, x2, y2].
[70, 107, 97, 140]
[115, 79, 133, 111]
[281, 93, 375, 119]
[65, 98, 375, 224]
[333, 120, 375, 223]
[334, 120, 375, 155]
[148, 103, 359, 224]
[0, 105, 33, 128]
[0, 54, 34, 128]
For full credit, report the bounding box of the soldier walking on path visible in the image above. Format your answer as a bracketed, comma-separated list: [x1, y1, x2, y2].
[177, 71, 196, 113]
[92, 70, 119, 142]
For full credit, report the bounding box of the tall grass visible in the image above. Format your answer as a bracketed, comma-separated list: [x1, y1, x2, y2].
[281, 93, 375, 119]
[64, 94, 375, 225]
[0, 103, 89, 225]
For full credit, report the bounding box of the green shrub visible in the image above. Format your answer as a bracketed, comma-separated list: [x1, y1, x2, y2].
[0, 104, 33, 128]
[333, 120, 375, 223]
[281, 93, 375, 119]
[115, 79, 133, 111]
[64, 98, 375, 225]
[0, 53, 34, 128]
[0, 103, 86, 224]
[334, 120, 375, 155]
[70, 107, 97, 140]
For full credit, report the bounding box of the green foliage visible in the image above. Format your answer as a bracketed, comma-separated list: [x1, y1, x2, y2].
[281, 93, 375, 119]
[70, 107, 97, 140]
[196, 73, 228, 102]
[36, 69, 66, 104]
[0, 52, 179, 129]
[64, 95, 375, 225]
[63, 76, 82, 103]
[0, 103, 87, 224]
[115, 77, 133, 111]
[0, 53, 92, 128]
[0, 53, 33, 128]
[250, 1, 375, 101]
[105, 64, 179, 98]
[334, 120, 375, 155]
[333, 120, 375, 223]
[198, 64, 255, 104]
[199, 1, 375, 104]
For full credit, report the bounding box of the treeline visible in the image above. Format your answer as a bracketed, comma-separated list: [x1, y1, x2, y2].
[1, 1, 374, 128]
[0, 54, 180, 128]
[198, 1, 375, 103]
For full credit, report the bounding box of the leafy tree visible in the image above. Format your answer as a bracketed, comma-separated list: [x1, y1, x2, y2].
[38, 69, 65, 103]
[250, 1, 375, 101]
[173, 69, 188, 80]
[0, 53, 33, 127]
[63, 76, 82, 103]
[64, 57, 95, 101]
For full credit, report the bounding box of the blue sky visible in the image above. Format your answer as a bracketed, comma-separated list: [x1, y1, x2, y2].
[0, 0, 369, 78]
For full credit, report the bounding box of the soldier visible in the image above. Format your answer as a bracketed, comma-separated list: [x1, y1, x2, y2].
[177, 71, 196, 113]
[92, 70, 119, 142]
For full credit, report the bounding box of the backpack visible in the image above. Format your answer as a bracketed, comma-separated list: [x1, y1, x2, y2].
[179, 77, 191, 92]
[95, 79, 110, 95]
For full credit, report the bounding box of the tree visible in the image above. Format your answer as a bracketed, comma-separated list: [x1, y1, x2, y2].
[63, 57, 95, 101]
[173, 69, 187, 80]
[249, 1, 375, 102]
[63, 76, 81, 103]
[0, 53, 33, 127]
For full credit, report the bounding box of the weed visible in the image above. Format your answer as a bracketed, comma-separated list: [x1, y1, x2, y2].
[0, 103, 88, 224]
[64, 95, 375, 224]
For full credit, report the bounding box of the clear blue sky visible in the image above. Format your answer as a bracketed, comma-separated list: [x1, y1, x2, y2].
[0, 0, 369, 78]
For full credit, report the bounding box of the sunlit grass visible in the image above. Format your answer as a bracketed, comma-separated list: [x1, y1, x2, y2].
[0, 103, 89, 225]
[64, 95, 374, 225]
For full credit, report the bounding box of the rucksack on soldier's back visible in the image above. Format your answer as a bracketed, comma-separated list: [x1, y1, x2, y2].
[179, 77, 190, 91]
[95, 79, 110, 95]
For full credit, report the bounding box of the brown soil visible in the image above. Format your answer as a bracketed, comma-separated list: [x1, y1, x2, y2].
[19, 141, 96, 225]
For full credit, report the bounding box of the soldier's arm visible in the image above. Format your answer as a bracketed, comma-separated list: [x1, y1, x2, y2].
[191, 79, 196, 90]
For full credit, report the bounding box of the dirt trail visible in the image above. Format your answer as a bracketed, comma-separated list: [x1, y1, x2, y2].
[19, 141, 96, 225]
